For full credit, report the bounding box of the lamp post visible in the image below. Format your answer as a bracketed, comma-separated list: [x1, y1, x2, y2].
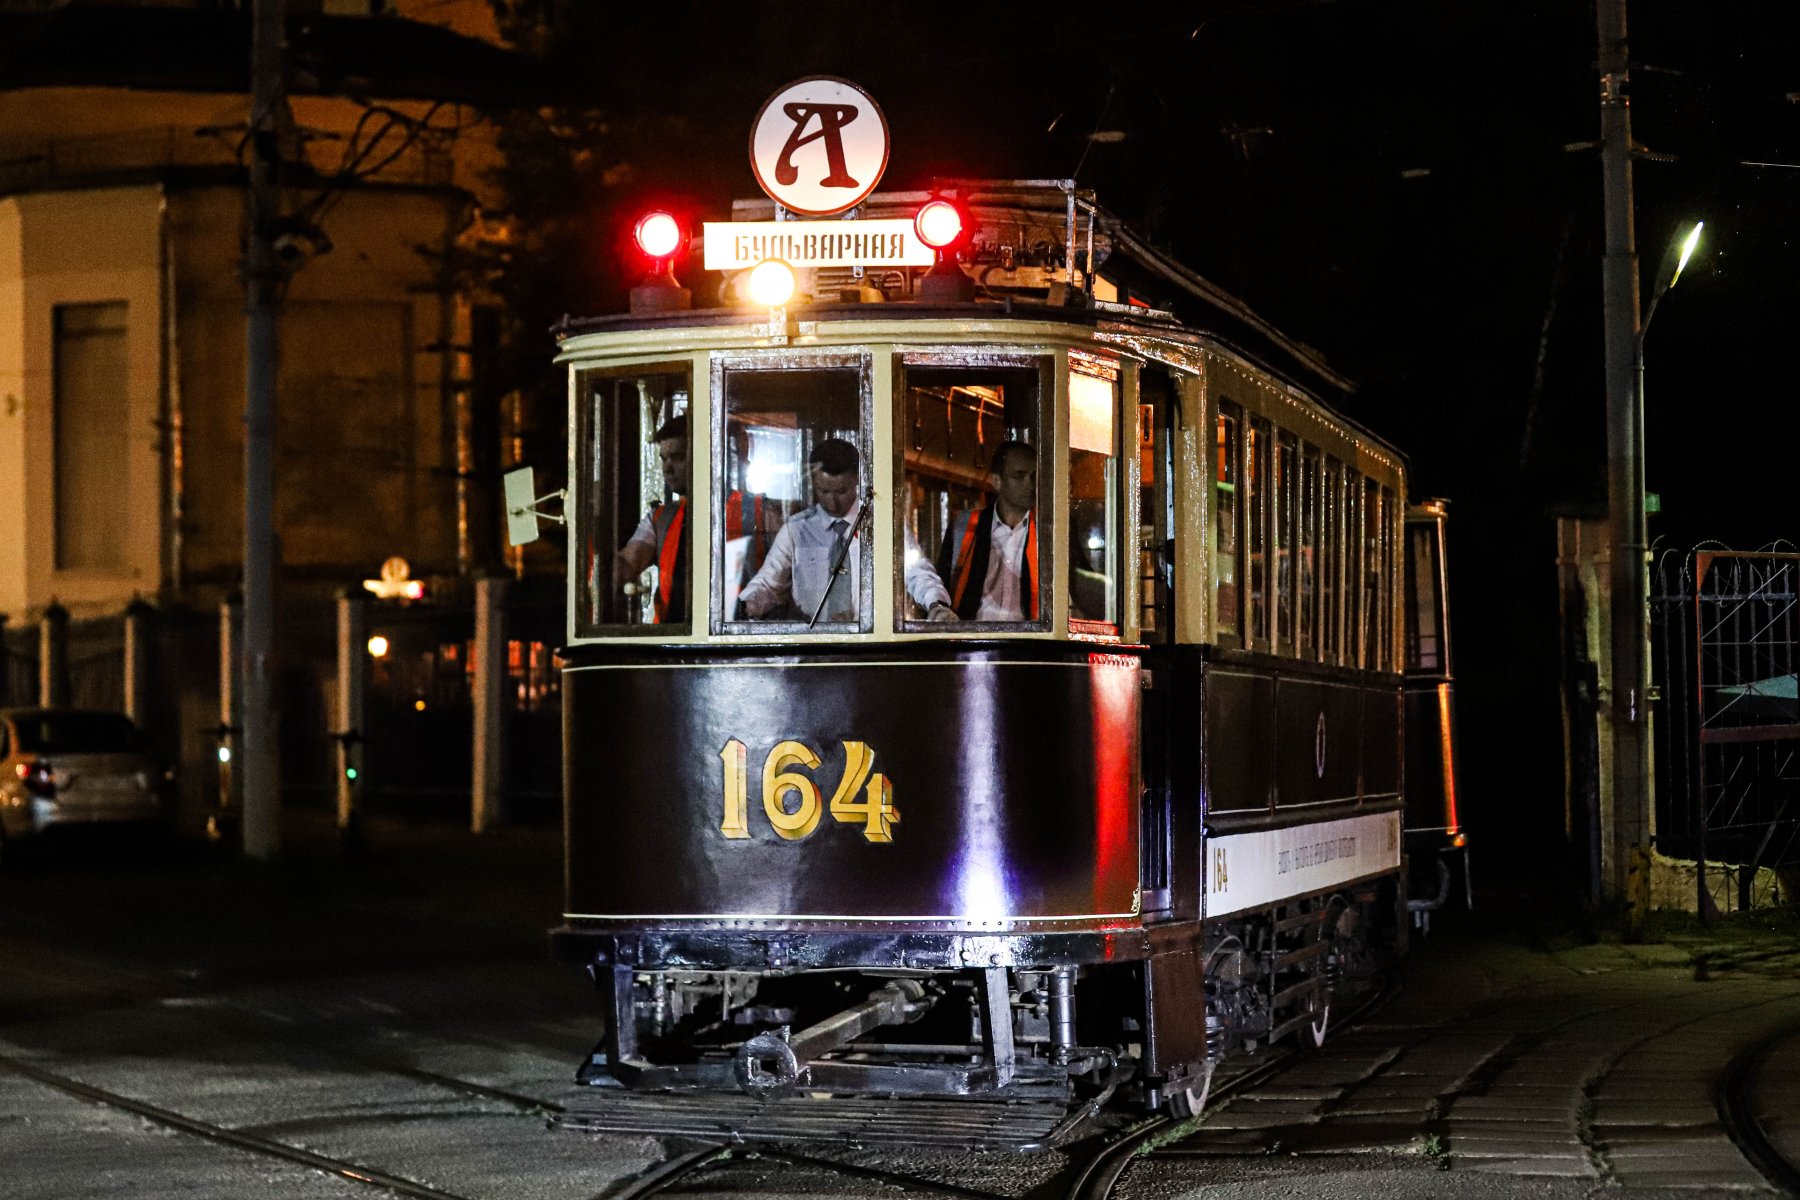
[1637, 219, 1701, 918]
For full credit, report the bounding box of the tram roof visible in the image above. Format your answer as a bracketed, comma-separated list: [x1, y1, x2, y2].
[556, 180, 1360, 411]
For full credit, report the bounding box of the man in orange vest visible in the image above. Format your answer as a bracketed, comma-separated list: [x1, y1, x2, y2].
[613, 415, 777, 623]
[906, 440, 1038, 622]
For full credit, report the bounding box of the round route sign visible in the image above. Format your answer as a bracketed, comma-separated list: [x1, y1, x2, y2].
[749, 76, 889, 216]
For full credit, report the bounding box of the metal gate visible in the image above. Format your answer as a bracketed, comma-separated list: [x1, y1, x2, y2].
[1651, 548, 1800, 911]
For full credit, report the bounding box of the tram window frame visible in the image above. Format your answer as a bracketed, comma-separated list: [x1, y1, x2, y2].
[1299, 443, 1320, 660]
[1343, 468, 1363, 668]
[893, 351, 1052, 635]
[1067, 349, 1124, 639]
[1321, 457, 1342, 663]
[574, 361, 693, 639]
[709, 349, 875, 637]
[1381, 485, 1398, 672]
[1275, 431, 1298, 654]
[1213, 403, 1242, 644]
[1246, 417, 1272, 647]
[1360, 474, 1375, 665]
[1406, 515, 1445, 673]
[1138, 367, 1177, 644]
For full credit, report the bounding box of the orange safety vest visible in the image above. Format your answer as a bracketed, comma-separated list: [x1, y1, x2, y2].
[650, 493, 771, 623]
[945, 505, 1038, 620]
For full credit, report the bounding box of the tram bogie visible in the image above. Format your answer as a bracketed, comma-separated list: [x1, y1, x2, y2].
[533, 78, 1457, 1148]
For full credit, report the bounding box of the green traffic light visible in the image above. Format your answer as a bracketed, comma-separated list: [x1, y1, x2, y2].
[346, 767, 359, 781]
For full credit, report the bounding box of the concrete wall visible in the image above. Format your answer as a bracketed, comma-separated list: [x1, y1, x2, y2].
[0, 185, 165, 620]
[167, 185, 463, 593]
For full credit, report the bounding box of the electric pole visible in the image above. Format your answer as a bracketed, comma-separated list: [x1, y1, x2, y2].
[241, 0, 285, 860]
[1593, 0, 1651, 899]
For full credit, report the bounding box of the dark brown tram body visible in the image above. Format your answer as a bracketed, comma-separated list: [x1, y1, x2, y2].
[543, 183, 1452, 1140]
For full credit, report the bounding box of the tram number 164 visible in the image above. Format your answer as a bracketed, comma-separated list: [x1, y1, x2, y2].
[718, 739, 900, 843]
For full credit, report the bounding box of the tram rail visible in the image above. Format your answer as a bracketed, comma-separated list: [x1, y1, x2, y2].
[1718, 1024, 1800, 1195]
[0, 1049, 487, 1200]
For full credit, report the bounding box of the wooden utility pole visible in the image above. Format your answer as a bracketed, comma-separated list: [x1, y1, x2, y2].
[1592, 0, 1651, 900]
[241, 0, 285, 860]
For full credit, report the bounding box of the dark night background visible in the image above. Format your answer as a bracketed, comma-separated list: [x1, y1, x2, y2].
[490, 0, 1799, 887]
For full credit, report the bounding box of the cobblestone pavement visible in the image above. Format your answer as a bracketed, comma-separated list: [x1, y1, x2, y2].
[2, 821, 1796, 1200]
[1121, 914, 1800, 1198]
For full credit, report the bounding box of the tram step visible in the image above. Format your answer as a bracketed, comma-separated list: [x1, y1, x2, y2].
[556, 1089, 1085, 1150]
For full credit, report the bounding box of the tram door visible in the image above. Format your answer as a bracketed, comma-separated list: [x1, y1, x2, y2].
[1402, 499, 1468, 906]
[1139, 366, 1179, 917]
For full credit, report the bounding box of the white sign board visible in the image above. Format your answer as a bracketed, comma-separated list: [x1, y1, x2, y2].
[749, 76, 888, 216]
[702, 219, 933, 270]
[1204, 810, 1401, 919]
[503, 466, 540, 548]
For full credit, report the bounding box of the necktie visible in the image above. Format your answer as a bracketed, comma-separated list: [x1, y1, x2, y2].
[825, 518, 854, 621]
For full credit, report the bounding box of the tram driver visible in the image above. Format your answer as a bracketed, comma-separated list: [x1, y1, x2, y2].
[906, 440, 1039, 622]
[613, 415, 780, 623]
[737, 438, 865, 622]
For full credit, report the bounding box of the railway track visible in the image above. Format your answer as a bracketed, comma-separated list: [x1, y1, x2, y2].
[0, 1048, 490, 1200]
[0, 942, 575, 1200]
[1718, 1024, 1800, 1195]
[599, 970, 1403, 1200]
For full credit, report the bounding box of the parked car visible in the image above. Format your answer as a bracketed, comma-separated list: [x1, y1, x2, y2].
[0, 708, 175, 861]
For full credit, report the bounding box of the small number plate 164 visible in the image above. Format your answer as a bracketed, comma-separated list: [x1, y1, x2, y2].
[718, 739, 899, 843]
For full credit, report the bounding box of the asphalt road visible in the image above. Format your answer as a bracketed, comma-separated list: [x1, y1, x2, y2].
[2, 815, 1796, 1200]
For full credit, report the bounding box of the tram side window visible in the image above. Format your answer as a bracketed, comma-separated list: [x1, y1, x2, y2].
[719, 365, 866, 631]
[1068, 351, 1122, 633]
[1343, 468, 1363, 667]
[1138, 369, 1177, 642]
[1275, 432, 1297, 653]
[1321, 457, 1342, 663]
[1247, 418, 1271, 646]
[1381, 485, 1398, 671]
[1300, 443, 1320, 660]
[579, 366, 691, 636]
[1406, 518, 1443, 672]
[1214, 404, 1241, 641]
[1363, 478, 1383, 671]
[898, 361, 1046, 628]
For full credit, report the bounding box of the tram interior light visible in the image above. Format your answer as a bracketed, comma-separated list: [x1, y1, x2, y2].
[634, 211, 683, 260]
[747, 258, 797, 307]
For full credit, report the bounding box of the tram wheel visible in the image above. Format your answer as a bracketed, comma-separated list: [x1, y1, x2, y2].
[1166, 1064, 1214, 1119]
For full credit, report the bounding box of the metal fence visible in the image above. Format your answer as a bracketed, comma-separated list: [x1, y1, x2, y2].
[362, 591, 563, 823]
[1651, 546, 1800, 910]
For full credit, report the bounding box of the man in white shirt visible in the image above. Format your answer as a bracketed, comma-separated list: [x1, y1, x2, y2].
[739, 438, 864, 623]
[907, 441, 1038, 622]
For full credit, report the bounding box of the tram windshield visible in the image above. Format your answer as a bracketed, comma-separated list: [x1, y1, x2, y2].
[897, 359, 1047, 630]
[717, 358, 869, 632]
[579, 364, 691, 636]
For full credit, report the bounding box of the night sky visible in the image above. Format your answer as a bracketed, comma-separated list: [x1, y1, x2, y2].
[567, 1, 1798, 878]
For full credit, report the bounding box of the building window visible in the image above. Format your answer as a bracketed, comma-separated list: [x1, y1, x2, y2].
[54, 302, 129, 572]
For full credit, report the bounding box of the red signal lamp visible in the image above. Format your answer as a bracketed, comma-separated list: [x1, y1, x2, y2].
[633, 210, 683, 260]
[629, 208, 692, 314]
[914, 199, 967, 251]
[915, 198, 975, 303]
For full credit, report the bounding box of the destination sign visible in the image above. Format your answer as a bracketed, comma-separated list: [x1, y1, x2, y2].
[703, 219, 935, 270]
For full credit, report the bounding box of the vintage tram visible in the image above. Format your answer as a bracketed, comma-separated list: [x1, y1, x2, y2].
[524, 140, 1457, 1144]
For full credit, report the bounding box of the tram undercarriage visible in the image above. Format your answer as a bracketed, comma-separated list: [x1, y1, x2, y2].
[558, 880, 1392, 1146]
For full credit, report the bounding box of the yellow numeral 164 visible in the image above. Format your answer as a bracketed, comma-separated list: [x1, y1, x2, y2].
[718, 738, 899, 843]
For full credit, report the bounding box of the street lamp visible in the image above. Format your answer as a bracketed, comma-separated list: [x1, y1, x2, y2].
[1642, 221, 1703, 343]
